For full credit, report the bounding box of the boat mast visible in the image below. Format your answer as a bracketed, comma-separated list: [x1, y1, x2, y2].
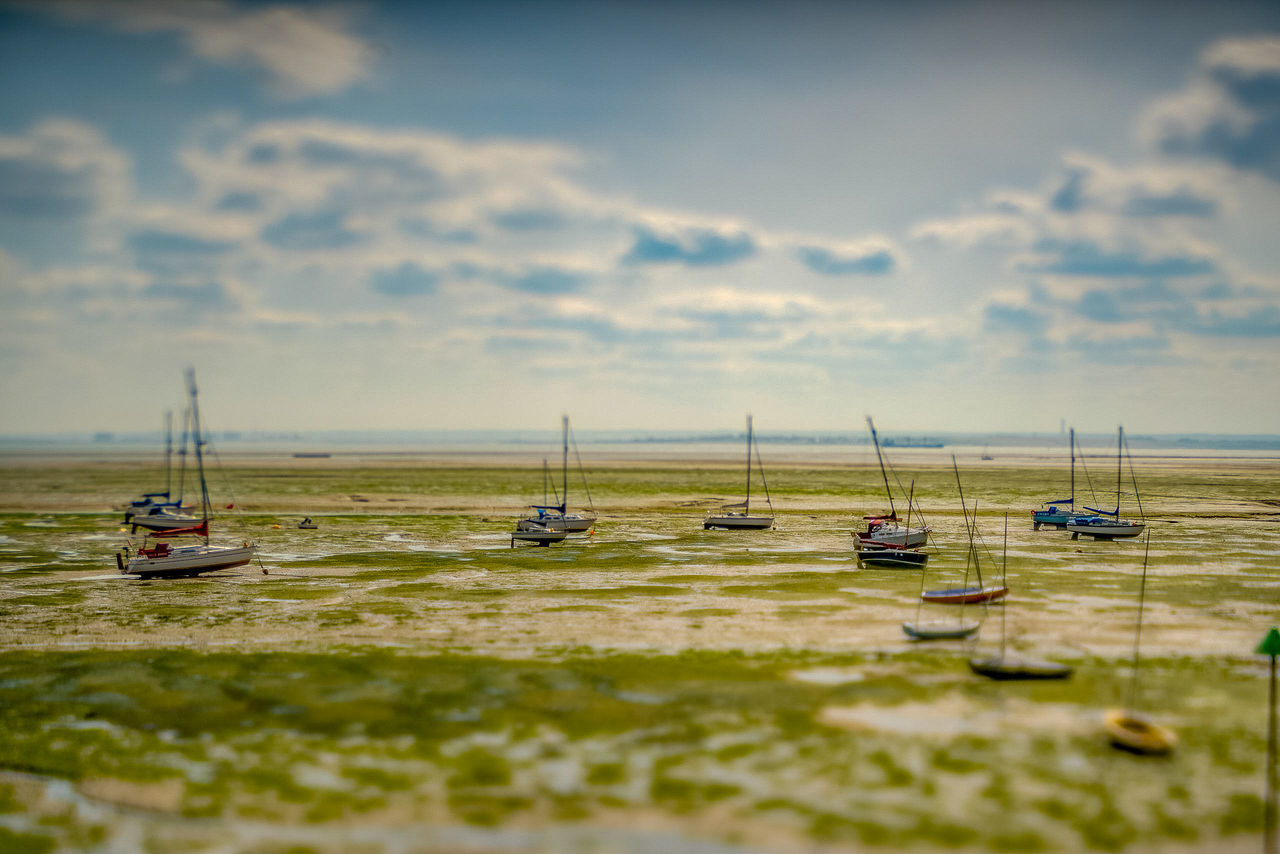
[163, 410, 173, 499]
[1116, 426, 1123, 519]
[562, 415, 569, 514]
[867, 416, 896, 518]
[185, 368, 212, 535]
[744, 415, 753, 516]
[1069, 427, 1075, 509]
[1000, 513, 1009, 659]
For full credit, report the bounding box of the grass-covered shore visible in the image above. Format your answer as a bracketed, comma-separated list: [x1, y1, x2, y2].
[0, 451, 1277, 852]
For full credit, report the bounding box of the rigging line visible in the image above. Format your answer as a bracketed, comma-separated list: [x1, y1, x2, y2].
[884, 456, 929, 529]
[1126, 531, 1152, 716]
[568, 424, 595, 513]
[1077, 445, 1103, 514]
[1123, 431, 1145, 521]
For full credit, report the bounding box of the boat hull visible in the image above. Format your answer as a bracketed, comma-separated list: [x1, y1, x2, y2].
[517, 513, 595, 533]
[922, 585, 1009, 605]
[969, 654, 1073, 680]
[1104, 709, 1176, 755]
[510, 529, 568, 546]
[704, 514, 774, 530]
[124, 543, 254, 579]
[1066, 519, 1145, 540]
[1031, 508, 1083, 530]
[856, 544, 928, 569]
[858, 524, 928, 548]
[130, 511, 203, 532]
[903, 620, 980, 641]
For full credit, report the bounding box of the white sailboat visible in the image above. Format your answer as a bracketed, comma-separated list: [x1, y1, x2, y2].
[117, 370, 255, 579]
[1067, 426, 1145, 540]
[125, 410, 200, 530]
[515, 415, 597, 536]
[1031, 427, 1087, 530]
[968, 514, 1073, 680]
[704, 415, 775, 530]
[857, 417, 928, 548]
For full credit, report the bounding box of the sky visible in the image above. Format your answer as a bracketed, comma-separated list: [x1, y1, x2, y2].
[1, 0, 1279, 436]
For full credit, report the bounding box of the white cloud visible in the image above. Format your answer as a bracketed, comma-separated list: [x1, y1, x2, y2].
[0, 118, 132, 221]
[37, 0, 375, 98]
[1136, 35, 1280, 181]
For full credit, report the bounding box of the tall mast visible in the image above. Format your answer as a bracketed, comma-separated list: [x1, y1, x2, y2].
[1117, 426, 1124, 518]
[867, 416, 896, 518]
[562, 415, 569, 514]
[185, 368, 211, 528]
[744, 415, 753, 515]
[1069, 427, 1075, 508]
[163, 410, 173, 498]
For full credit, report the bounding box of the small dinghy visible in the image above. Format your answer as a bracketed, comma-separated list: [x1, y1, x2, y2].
[1104, 709, 1177, 755]
[921, 585, 1008, 605]
[510, 528, 568, 547]
[1106, 532, 1175, 754]
[903, 620, 980, 641]
[298, 517, 318, 529]
[970, 654, 1072, 681]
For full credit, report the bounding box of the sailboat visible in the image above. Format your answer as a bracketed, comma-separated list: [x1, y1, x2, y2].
[902, 491, 978, 641]
[515, 416, 597, 535]
[1105, 532, 1176, 754]
[1067, 426, 1145, 540]
[511, 459, 572, 546]
[855, 481, 929, 568]
[857, 417, 928, 548]
[704, 415, 775, 530]
[921, 458, 1008, 606]
[124, 410, 200, 530]
[116, 370, 255, 579]
[969, 515, 1073, 680]
[1032, 427, 1086, 530]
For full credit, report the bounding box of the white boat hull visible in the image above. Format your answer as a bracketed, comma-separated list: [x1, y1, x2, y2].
[517, 513, 595, 533]
[124, 543, 254, 578]
[511, 529, 568, 546]
[704, 514, 774, 530]
[1066, 520, 1145, 540]
[859, 524, 928, 548]
[130, 511, 203, 531]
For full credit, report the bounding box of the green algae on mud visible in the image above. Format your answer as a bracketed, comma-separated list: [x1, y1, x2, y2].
[0, 454, 1278, 851]
[0, 646, 1270, 852]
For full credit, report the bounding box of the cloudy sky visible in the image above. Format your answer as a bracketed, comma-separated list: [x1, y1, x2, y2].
[2, 0, 1279, 436]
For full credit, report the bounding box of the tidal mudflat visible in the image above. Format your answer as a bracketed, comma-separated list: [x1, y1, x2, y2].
[0, 447, 1277, 853]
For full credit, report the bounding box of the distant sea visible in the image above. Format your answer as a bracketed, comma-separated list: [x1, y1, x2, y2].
[4, 429, 1280, 455]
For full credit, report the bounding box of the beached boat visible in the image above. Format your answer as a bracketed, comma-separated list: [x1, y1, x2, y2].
[969, 516, 1073, 680]
[1032, 427, 1087, 530]
[117, 370, 256, 579]
[124, 410, 198, 528]
[704, 415, 774, 530]
[515, 416, 597, 536]
[858, 417, 928, 547]
[903, 548, 979, 640]
[510, 527, 569, 547]
[856, 539, 928, 569]
[903, 620, 980, 640]
[922, 459, 1007, 605]
[859, 481, 928, 568]
[1105, 532, 1176, 754]
[298, 517, 318, 529]
[1105, 710, 1177, 755]
[1067, 426, 1145, 540]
